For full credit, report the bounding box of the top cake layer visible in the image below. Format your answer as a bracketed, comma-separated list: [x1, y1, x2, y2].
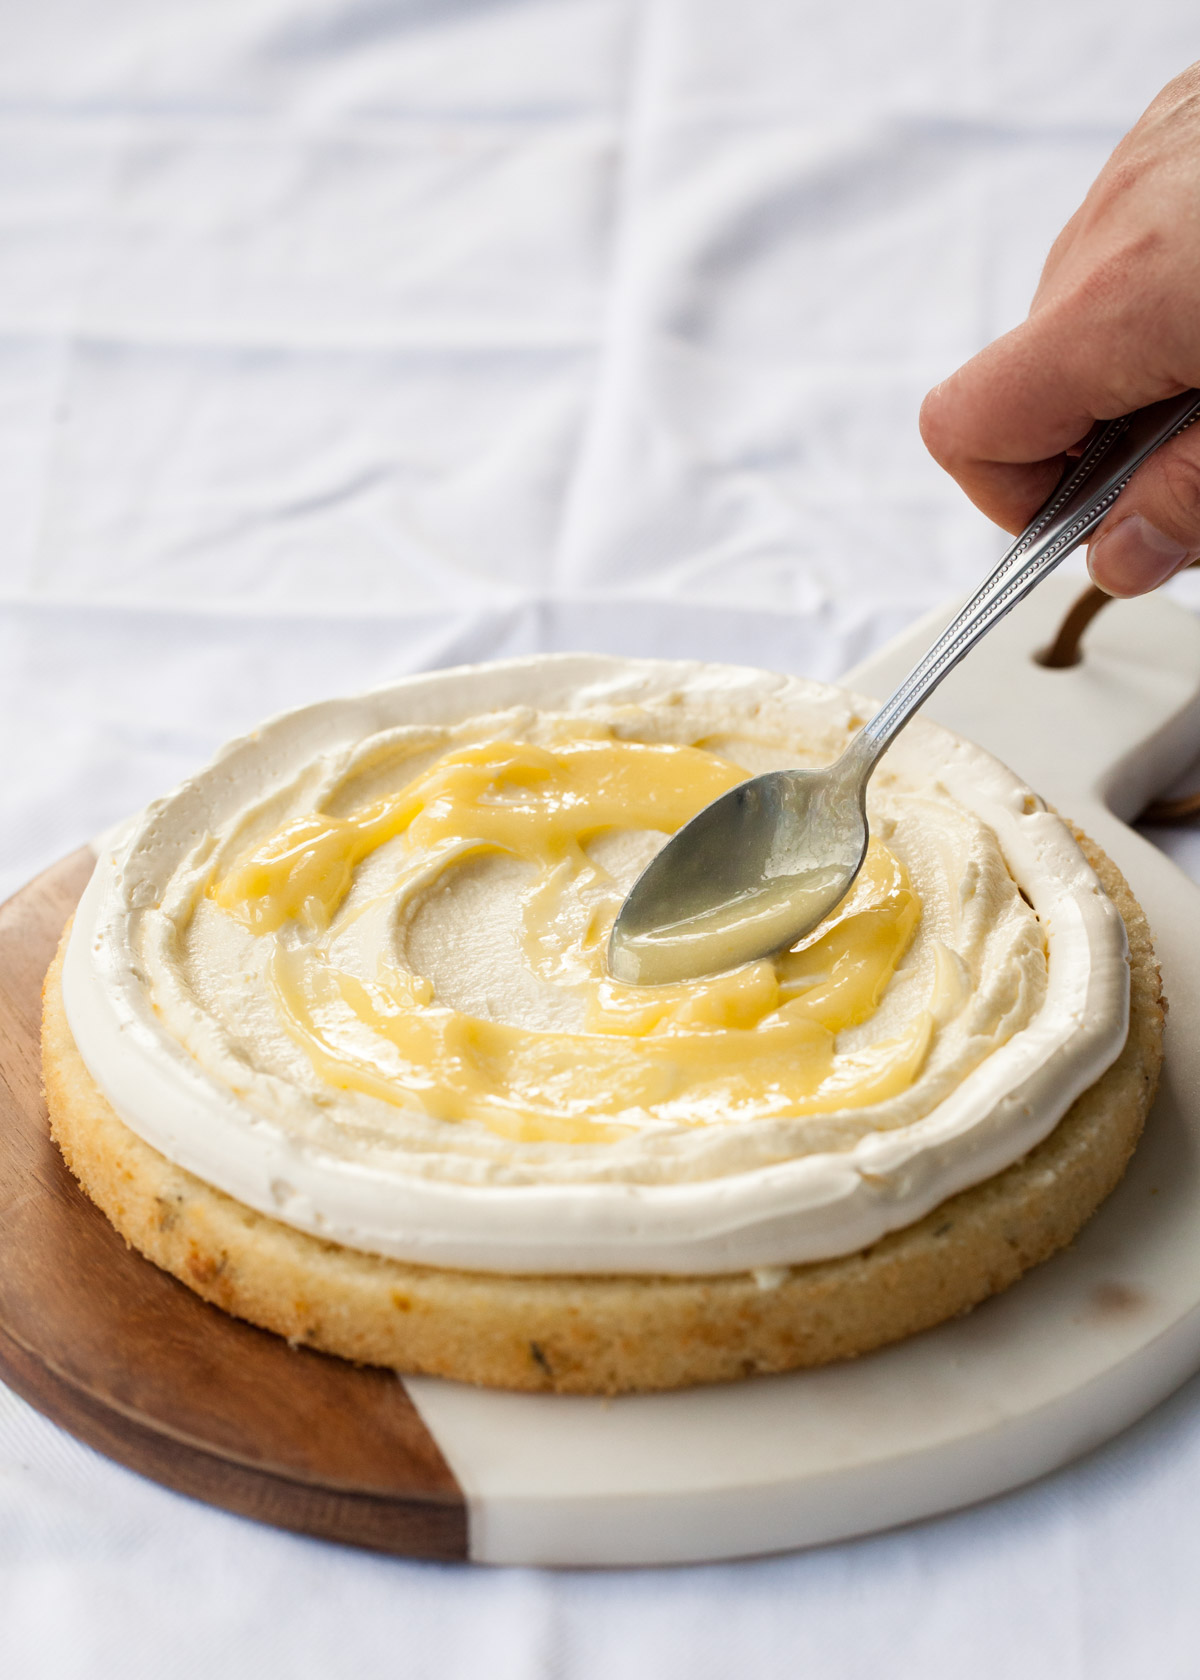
[62, 655, 1130, 1275]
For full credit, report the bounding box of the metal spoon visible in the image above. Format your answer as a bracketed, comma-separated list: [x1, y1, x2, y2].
[608, 389, 1200, 986]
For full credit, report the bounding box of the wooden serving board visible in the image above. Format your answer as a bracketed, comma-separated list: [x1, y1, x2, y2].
[0, 848, 468, 1560]
[7, 575, 1200, 1569]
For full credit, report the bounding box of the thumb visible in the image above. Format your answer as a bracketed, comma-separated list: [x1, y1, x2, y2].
[1087, 428, 1200, 596]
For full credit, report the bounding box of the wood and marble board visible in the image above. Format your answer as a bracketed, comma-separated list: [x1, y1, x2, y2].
[5, 574, 1200, 1567]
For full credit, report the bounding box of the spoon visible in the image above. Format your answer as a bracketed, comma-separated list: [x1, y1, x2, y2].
[608, 389, 1200, 987]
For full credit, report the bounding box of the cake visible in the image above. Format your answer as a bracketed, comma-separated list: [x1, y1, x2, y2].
[42, 656, 1163, 1392]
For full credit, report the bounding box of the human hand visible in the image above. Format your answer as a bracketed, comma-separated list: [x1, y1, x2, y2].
[919, 65, 1200, 597]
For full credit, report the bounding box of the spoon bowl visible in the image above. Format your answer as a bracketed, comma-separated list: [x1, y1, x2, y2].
[607, 763, 868, 985]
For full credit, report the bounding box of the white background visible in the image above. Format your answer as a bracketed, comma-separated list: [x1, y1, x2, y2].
[4, 2, 1200, 1674]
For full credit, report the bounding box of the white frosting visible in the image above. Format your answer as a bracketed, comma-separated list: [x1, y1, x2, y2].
[62, 655, 1130, 1275]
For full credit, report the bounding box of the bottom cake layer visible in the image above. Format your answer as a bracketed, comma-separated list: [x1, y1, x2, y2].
[42, 833, 1163, 1395]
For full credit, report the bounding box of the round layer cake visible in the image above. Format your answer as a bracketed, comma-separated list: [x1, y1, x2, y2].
[43, 656, 1163, 1392]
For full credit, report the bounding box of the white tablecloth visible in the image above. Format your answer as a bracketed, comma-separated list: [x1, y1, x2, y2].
[5, 2, 1200, 1673]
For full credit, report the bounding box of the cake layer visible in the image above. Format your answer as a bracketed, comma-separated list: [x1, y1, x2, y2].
[61, 655, 1130, 1274]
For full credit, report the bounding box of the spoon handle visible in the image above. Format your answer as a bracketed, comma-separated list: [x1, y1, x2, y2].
[855, 389, 1200, 766]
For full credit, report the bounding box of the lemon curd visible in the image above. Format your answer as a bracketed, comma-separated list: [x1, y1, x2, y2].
[210, 735, 927, 1144]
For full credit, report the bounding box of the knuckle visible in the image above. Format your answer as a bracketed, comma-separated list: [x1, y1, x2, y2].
[1052, 239, 1161, 330]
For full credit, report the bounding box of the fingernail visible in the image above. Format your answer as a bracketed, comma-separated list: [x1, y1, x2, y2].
[1087, 514, 1193, 597]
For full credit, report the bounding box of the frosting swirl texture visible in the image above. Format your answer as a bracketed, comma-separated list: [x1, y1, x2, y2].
[63, 656, 1130, 1274]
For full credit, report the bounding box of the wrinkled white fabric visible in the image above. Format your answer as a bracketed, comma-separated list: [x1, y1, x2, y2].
[4, 2, 1200, 1676]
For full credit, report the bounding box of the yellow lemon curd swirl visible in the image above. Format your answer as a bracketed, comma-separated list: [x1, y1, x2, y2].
[210, 736, 925, 1144]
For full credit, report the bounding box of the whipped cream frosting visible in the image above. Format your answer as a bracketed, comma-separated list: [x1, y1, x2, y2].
[63, 656, 1131, 1275]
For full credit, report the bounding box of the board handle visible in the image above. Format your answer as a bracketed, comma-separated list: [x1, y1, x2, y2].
[1036, 573, 1200, 823]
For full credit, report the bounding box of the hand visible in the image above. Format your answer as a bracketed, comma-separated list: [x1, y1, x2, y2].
[920, 64, 1200, 597]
